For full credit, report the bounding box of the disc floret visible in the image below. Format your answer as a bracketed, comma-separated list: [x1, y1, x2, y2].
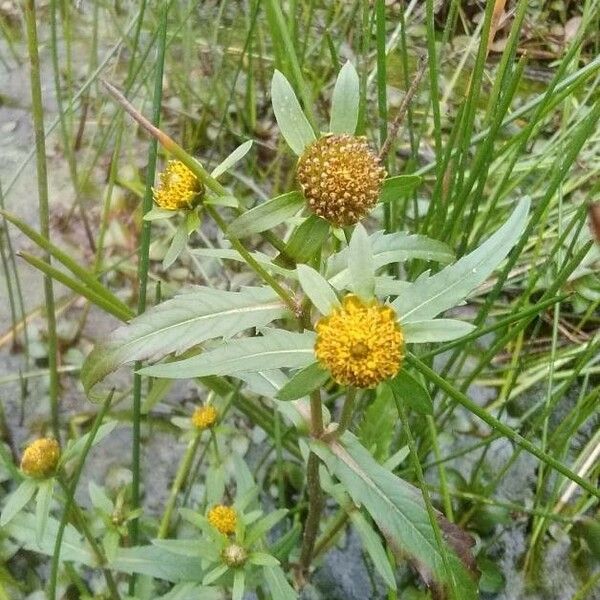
[153, 160, 204, 211]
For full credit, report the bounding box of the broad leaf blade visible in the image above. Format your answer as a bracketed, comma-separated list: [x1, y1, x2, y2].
[279, 214, 329, 264]
[228, 191, 304, 238]
[387, 371, 432, 416]
[311, 433, 478, 598]
[271, 70, 316, 155]
[139, 330, 316, 379]
[82, 287, 289, 400]
[330, 61, 360, 134]
[276, 362, 330, 401]
[392, 198, 530, 322]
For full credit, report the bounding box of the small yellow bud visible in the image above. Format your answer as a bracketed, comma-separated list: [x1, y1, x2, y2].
[20, 438, 60, 478]
[221, 543, 248, 567]
[208, 505, 237, 535]
[153, 160, 204, 211]
[296, 134, 386, 227]
[191, 405, 218, 430]
[315, 295, 404, 388]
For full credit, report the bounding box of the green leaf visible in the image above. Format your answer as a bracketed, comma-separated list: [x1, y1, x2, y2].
[205, 464, 225, 507]
[245, 509, 288, 547]
[35, 479, 54, 543]
[392, 198, 530, 322]
[185, 210, 200, 234]
[61, 421, 118, 464]
[204, 194, 239, 208]
[380, 175, 423, 203]
[111, 545, 204, 583]
[327, 232, 454, 290]
[139, 330, 316, 379]
[330, 61, 360, 134]
[228, 191, 304, 238]
[0, 479, 37, 526]
[297, 264, 340, 315]
[388, 371, 432, 416]
[359, 384, 397, 461]
[249, 552, 280, 566]
[157, 583, 223, 600]
[348, 223, 375, 299]
[280, 214, 329, 264]
[351, 511, 397, 590]
[88, 481, 113, 513]
[311, 433, 478, 598]
[163, 221, 188, 270]
[82, 287, 289, 400]
[143, 207, 177, 221]
[276, 362, 330, 401]
[271, 70, 316, 155]
[210, 140, 253, 178]
[192, 248, 295, 279]
[202, 564, 228, 586]
[151, 538, 219, 562]
[5, 512, 95, 566]
[477, 556, 505, 593]
[263, 565, 297, 600]
[402, 319, 476, 343]
[232, 569, 245, 600]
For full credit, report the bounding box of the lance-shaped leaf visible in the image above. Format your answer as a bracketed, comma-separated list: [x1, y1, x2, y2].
[392, 198, 530, 322]
[81, 287, 291, 399]
[210, 139, 253, 178]
[271, 70, 316, 155]
[139, 330, 316, 379]
[402, 319, 476, 343]
[330, 61, 360, 135]
[297, 264, 340, 315]
[228, 191, 304, 238]
[379, 175, 423, 203]
[311, 433, 479, 598]
[348, 223, 375, 299]
[326, 232, 453, 290]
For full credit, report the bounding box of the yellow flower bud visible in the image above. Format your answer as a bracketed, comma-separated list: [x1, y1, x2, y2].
[20, 438, 60, 478]
[208, 505, 237, 535]
[191, 405, 218, 430]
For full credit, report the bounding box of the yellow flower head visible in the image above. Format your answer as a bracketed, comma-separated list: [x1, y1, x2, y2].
[296, 134, 386, 227]
[191, 405, 218, 430]
[208, 505, 237, 535]
[20, 438, 60, 478]
[153, 160, 204, 210]
[315, 295, 404, 388]
[221, 543, 248, 567]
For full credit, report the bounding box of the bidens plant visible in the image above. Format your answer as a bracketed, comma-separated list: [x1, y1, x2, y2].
[75, 63, 534, 599]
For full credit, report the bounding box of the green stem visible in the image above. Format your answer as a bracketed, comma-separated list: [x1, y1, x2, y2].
[48, 391, 118, 600]
[157, 433, 201, 538]
[24, 0, 60, 441]
[128, 7, 167, 596]
[331, 387, 357, 440]
[407, 354, 600, 501]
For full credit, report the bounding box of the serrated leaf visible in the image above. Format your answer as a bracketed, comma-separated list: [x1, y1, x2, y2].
[228, 191, 304, 238]
[280, 214, 329, 264]
[392, 198, 531, 322]
[348, 223, 375, 299]
[163, 221, 188, 270]
[388, 371, 432, 416]
[327, 232, 454, 290]
[402, 319, 476, 343]
[82, 287, 289, 400]
[111, 545, 203, 583]
[297, 264, 340, 315]
[210, 140, 253, 178]
[380, 175, 422, 203]
[263, 565, 297, 600]
[139, 330, 316, 379]
[0, 479, 37, 526]
[330, 61, 359, 134]
[271, 70, 316, 155]
[311, 433, 479, 598]
[276, 362, 330, 401]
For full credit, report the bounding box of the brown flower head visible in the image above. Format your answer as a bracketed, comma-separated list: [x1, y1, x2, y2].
[296, 134, 386, 227]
